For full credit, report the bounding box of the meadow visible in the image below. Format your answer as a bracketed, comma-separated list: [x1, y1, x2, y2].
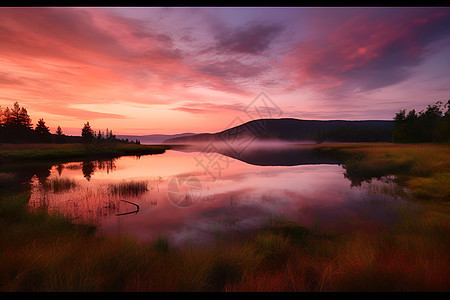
[0, 142, 449, 291]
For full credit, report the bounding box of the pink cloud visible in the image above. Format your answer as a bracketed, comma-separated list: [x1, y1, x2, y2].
[171, 101, 246, 114]
[1, 7, 450, 133]
[281, 9, 450, 95]
[0, 8, 255, 113]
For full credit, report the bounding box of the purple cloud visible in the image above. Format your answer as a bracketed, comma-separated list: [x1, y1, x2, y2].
[282, 9, 450, 95]
[213, 22, 284, 55]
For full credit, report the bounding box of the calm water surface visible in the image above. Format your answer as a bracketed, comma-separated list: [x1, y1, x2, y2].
[28, 144, 411, 247]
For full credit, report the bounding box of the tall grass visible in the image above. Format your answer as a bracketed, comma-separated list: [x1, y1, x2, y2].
[1, 143, 449, 291]
[48, 177, 78, 193]
[108, 180, 148, 197]
[1, 191, 449, 291]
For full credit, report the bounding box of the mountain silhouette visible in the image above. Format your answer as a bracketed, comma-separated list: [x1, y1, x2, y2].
[164, 118, 394, 144]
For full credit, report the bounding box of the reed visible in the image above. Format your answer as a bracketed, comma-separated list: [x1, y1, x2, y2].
[49, 177, 78, 193]
[108, 180, 148, 197]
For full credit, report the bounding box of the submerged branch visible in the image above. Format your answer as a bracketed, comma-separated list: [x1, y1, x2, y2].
[116, 199, 140, 216]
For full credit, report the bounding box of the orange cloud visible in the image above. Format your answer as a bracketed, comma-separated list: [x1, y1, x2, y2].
[0, 8, 264, 134]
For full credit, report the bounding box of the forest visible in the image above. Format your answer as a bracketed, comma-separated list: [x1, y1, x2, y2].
[392, 100, 450, 143]
[0, 102, 139, 144]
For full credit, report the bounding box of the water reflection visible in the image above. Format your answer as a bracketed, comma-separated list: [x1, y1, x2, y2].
[171, 142, 344, 166]
[82, 158, 117, 181]
[22, 145, 412, 248]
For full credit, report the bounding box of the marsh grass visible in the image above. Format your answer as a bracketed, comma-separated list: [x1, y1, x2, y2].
[48, 177, 78, 193]
[1, 143, 449, 291]
[108, 180, 148, 197]
[315, 143, 450, 201]
[1, 192, 449, 291]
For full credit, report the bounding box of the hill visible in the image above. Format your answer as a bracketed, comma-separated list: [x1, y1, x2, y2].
[164, 118, 394, 144]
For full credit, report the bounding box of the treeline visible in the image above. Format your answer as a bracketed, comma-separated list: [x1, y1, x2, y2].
[0, 102, 139, 144]
[392, 100, 450, 143]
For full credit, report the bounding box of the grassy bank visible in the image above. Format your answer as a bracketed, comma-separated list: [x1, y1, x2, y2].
[313, 143, 450, 202]
[0, 143, 170, 162]
[1, 142, 449, 291]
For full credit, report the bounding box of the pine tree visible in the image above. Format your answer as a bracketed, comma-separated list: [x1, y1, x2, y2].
[56, 125, 63, 136]
[1, 102, 32, 128]
[19, 107, 32, 128]
[9, 102, 20, 126]
[35, 118, 50, 135]
[81, 121, 94, 143]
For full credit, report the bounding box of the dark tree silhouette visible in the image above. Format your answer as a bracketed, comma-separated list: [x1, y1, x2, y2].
[55, 125, 64, 143]
[1, 101, 128, 144]
[35, 118, 50, 135]
[81, 121, 95, 143]
[0, 102, 34, 143]
[56, 125, 63, 136]
[18, 106, 32, 129]
[393, 100, 450, 143]
[1, 102, 32, 128]
[35, 118, 51, 142]
[82, 161, 96, 181]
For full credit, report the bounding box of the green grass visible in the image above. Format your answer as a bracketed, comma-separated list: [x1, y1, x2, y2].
[0, 143, 170, 162]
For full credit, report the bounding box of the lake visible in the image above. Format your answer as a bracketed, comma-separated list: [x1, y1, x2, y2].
[27, 143, 412, 248]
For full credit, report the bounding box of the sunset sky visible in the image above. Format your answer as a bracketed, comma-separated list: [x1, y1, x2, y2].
[1, 7, 450, 136]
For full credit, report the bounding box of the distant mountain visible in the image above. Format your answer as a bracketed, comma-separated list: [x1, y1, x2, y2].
[117, 133, 196, 144]
[164, 118, 394, 144]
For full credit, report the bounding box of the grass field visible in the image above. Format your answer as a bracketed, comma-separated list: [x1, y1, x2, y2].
[0, 143, 170, 162]
[0, 142, 449, 291]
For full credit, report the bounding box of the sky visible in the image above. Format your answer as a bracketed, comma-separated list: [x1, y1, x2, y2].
[1, 7, 450, 136]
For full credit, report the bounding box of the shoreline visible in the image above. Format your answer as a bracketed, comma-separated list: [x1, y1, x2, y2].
[0, 143, 171, 162]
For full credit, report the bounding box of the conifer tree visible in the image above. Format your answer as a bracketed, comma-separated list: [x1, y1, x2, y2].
[81, 121, 95, 143]
[35, 118, 50, 135]
[56, 125, 63, 136]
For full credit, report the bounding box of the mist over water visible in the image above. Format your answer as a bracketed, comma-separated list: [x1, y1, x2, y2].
[27, 144, 411, 248]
